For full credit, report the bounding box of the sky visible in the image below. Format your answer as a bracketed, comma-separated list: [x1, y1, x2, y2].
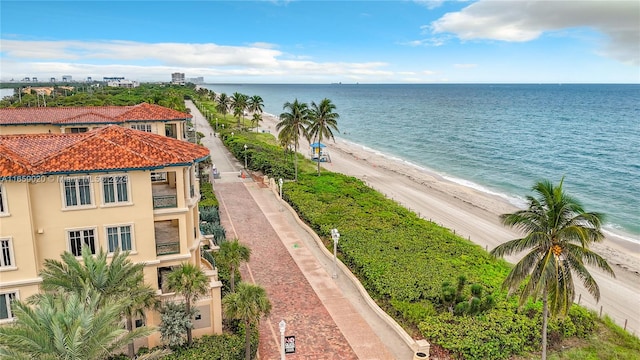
[1, 0, 638, 84]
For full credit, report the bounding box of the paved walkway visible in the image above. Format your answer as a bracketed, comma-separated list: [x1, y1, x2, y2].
[186, 101, 414, 360]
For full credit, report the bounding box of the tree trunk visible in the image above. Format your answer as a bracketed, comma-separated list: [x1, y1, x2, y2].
[542, 290, 548, 360]
[186, 299, 193, 346]
[126, 316, 135, 359]
[245, 319, 251, 360]
[294, 147, 298, 181]
[316, 136, 322, 176]
[230, 265, 236, 293]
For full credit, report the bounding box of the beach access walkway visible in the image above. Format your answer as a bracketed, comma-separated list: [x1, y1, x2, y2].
[186, 101, 416, 360]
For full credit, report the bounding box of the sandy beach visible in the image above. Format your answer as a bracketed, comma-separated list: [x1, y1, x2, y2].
[258, 113, 640, 335]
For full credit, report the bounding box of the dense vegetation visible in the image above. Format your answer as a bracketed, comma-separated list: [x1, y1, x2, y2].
[192, 93, 639, 359]
[0, 83, 192, 112]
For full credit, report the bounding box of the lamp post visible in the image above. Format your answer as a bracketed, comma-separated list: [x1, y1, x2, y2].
[279, 178, 283, 198]
[244, 144, 248, 169]
[331, 228, 340, 279]
[279, 320, 286, 360]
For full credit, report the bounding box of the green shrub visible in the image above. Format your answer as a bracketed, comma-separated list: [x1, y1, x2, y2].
[199, 206, 220, 223]
[199, 182, 218, 208]
[162, 333, 257, 360]
[390, 299, 436, 324]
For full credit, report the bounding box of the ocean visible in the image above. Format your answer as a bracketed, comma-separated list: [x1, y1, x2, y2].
[205, 84, 640, 243]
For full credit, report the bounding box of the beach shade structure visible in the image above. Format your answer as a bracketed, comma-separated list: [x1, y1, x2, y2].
[310, 142, 331, 162]
[310, 142, 327, 148]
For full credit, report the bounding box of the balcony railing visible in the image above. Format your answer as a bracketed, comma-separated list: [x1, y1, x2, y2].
[156, 242, 180, 256]
[153, 195, 177, 209]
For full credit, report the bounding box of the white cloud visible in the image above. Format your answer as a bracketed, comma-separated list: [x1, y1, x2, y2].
[430, 0, 640, 65]
[0, 39, 395, 82]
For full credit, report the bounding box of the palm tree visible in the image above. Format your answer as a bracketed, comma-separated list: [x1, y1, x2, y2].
[217, 93, 230, 120]
[166, 263, 209, 346]
[307, 98, 340, 175]
[277, 99, 310, 181]
[39, 246, 159, 359]
[222, 283, 272, 360]
[490, 178, 615, 360]
[248, 95, 264, 116]
[218, 238, 251, 293]
[251, 112, 263, 132]
[231, 92, 248, 126]
[0, 289, 164, 360]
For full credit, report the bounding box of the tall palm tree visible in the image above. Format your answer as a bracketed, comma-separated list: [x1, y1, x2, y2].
[39, 246, 159, 359]
[231, 92, 248, 126]
[222, 283, 272, 360]
[307, 98, 340, 175]
[277, 99, 310, 181]
[0, 289, 163, 360]
[248, 95, 264, 115]
[217, 93, 230, 120]
[218, 238, 251, 293]
[490, 178, 615, 360]
[166, 263, 209, 346]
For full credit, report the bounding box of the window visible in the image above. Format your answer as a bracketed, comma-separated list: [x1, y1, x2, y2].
[0, 292, 16, 320]
[0, 184, 6, 214]
[106, 225, 132, 252]
[102, 175, 129, 204]
[68, 229, 96, 256]
[63, 177, 92, 207]
[69, 127, 88, 133]
[0, 238, 13, 268]
[131, 124, 152, 132]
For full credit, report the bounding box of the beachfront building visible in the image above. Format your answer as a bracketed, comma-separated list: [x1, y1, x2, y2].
[171, 73, 185, 85]
[0, 125, 222, 348]
[0, 103, 190, 140]
[106, 79, 140, 88]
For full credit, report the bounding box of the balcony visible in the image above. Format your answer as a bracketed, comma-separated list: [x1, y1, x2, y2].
[152, 181, 178, 209]
[154, 220, 180, 256]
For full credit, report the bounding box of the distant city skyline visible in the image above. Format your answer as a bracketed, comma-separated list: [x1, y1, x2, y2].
[1, 0, 638, 84]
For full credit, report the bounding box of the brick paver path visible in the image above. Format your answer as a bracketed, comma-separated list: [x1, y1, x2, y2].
[216, 182, 359, 360]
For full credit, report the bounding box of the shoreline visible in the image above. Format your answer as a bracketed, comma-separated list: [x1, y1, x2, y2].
[258, 112, 640, 334]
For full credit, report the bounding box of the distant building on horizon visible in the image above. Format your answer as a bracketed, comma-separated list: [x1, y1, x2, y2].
[61, 75, 72, 82]
[171, 72, 185, 85]
[107, 79, 140, 88]
[187, 77, 204, 85]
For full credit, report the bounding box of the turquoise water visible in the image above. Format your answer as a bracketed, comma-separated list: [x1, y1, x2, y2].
[204, 84, 640, 242]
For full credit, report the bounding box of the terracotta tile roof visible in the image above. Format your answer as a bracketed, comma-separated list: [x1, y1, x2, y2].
[0, 103, 192, 126]
[0, 125, 209, 178]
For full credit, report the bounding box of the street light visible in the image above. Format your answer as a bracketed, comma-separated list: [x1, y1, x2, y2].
[243, 144, 248, 169]
[331, 228, 340, 279]
[279, 178, 283, 198]
[279, 320, 286, 360]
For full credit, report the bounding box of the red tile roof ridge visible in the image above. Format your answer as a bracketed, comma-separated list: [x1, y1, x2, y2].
[0, 143, 36, 176]
[54, 112, 117, 124]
